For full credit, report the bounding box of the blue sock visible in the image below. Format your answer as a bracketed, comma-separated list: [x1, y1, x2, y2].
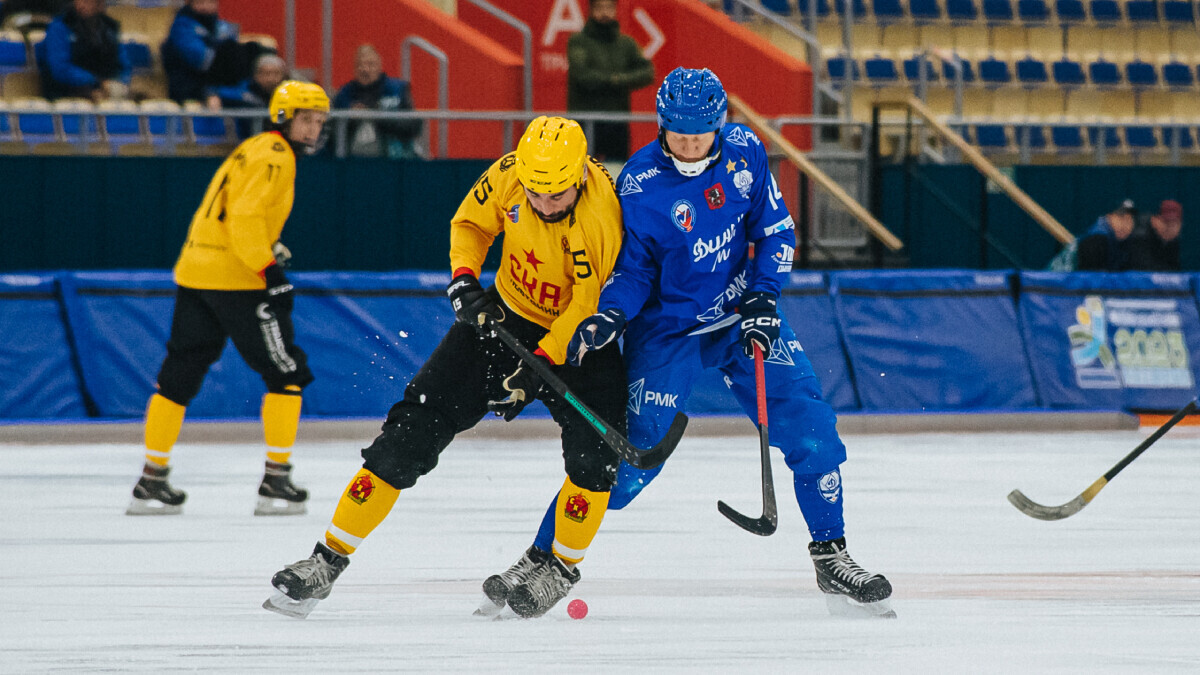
[532, 461, 663, 553]
[532, 495, 556, 553]
[793, 469, 845, 542]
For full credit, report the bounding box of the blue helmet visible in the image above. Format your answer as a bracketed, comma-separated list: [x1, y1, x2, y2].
[656, 67, 728, 135]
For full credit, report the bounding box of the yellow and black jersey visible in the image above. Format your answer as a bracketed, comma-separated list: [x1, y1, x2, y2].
[449, 154, 623, 364]
[174, 131, 297, 290]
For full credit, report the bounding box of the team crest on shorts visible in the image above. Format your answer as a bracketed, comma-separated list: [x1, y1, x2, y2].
[564, 493, 590, 522]
[671, 199, 695, 232]
[818, 470, 841, 504]
[348, 475, 375, 504]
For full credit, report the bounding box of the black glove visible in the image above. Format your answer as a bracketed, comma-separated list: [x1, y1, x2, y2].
[487, 355, 548, 422]
[263, 264, 294, 313]
[446, 273, 502, 330]
[738, 291, 780, 358]
[566, 308, 626, 366]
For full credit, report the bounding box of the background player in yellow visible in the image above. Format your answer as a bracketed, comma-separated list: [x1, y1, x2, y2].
[126, 81, 330, 517]
[266, 116, 626, 620]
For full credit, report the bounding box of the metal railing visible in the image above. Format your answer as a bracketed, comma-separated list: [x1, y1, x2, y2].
[464, 0, 533, 113]
[401, 36, 449, 159]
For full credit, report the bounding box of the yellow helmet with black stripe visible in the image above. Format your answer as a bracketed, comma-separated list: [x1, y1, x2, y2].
[269, 81, 330, 124]
[515, 116, 588, 194]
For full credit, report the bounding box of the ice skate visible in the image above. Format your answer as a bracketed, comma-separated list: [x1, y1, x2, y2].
[808, 537, 896, 619]
[263, 542, 349, 619]
[254, 461, 308, 516]
[125, 463, 186, 515]
[506, 553, 580, 619]
[475, 545, 549, 617]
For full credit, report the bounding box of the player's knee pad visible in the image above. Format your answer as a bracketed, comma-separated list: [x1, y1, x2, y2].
[360, 401, 455, 490]
[563, 449, 617, 493]
[608, 461, 664, 510]
[156, 350, 221, 406]
[263, 366, 314, 394]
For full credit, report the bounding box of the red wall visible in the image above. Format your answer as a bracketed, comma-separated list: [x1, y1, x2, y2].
[222, 0, 523, 158]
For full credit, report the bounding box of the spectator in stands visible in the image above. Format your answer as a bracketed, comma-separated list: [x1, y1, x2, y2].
[0, 0, 68, 29]
[332, 44, 422, 158]
[566, 0, 654, 161]
[1128, 199, 1183, 271]
[161, 0, 271, 109]
[37, 0, 130, 102]
[1075, 199, 1137, 272]
[218, 53, 288, 138]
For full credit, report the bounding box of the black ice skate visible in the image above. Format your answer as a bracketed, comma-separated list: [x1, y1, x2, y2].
[506, 553, 581, 619]
[263, 542, 350, 619]
[808, 537, 896, 619]
[475, 545, 549, 617]
[125, 463, 186, 516]
[254, 460, 308, 516]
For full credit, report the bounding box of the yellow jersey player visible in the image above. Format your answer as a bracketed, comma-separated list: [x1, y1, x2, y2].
[266, 116, 626, 620]
[126, 81, 330, 517]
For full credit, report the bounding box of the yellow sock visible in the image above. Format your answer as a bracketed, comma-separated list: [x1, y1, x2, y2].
[262, 387, 302, 464]
[143, 393, 186, 467]
[324, 468, 401, 555]
[552, 477, 610, 565]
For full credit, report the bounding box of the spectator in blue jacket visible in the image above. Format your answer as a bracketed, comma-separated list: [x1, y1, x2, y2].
[332, 44, 422, 158]
[161, 0, 269, 108]
[217, 53, 288, 138]
[1075, 199, 1137, 272]
[37, 0, 130, 101]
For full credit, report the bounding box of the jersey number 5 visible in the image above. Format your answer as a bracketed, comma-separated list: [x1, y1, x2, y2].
[572, 250, 592, 279]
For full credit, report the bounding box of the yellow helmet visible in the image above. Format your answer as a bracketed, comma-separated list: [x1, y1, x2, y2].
[515, 116, 588, 194]
[269, 81, 330, 124]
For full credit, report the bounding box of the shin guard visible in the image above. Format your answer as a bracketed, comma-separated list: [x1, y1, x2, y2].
[325, 468, 400, 555]
[262, 387, 302, 464]
[551, 477, 610, 565]
[143, 393, 186, 467]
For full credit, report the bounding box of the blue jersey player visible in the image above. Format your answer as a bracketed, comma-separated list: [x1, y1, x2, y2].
[481, 68, 893, 618]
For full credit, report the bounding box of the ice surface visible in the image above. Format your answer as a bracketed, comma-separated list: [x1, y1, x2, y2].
[2, 426, 1199, 672]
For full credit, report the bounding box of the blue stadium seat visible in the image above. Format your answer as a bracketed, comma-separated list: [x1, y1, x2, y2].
[943, 56, 977, 83]
[1124, 0, 1158, 22]
[760, 0, 792, 13]
[1052, 58, 1086, 86]
[864, 55, 902, 84]
[1017, 0, 1050, 22]
[909, 0, 945, 21]
[189, 114, 230, 145]
[974, 124, 1010, 150]
[0, 32, 27, 73]
[1054, 0, 1087, 21]
[1162, 61, 1195, 88]
[1124, 60, 1158, 87]
[1123, 125, 1157, 150]
[1014, 124, 1048, 150]
[1051, 125, 1085, 152]
[946, 0, 980, 21]
[121, 40, 153, 70]
[1088, 59, 1121, 87]
[98, 101, 143, 147]
[872, 0, 906, 21]
[1088, 0, 1121, 23]
[833, 0, 869, 17]
[141, 100, 185, 146]
[826, 55, 861, 83]
[1161, 126, 1195, 150]
[903, 54, 940, 82]
[13, 99, 58, 145]
[1162, 0, 1195, 24]
[1016, 56, 1049, 86]
[982, 0, 1015, 21]
[55, 103, 100, 141]
[0, 111, 12, 142]
[1087, 125, 1121, 150]
[979, 56, 1012, 85]
[796, 0, 832, 16]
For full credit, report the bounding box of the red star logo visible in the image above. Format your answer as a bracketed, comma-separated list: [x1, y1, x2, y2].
[524, 248, 543, 271]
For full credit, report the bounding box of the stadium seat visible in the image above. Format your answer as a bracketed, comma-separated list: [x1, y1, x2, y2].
[121, 35, 153, 71]
[1123, 59, 1157, 87]
[1123, 0, 1158, 23]
[1162, 61, 1195, 88]
[0, 30, 27, 73]
[1013, 124, 1049, 152]
[1016, 56, 1049, 86]
[140, 99, 183, 145]
[11, 97, 57, 145]
[978, 55, 1012, 85]
[902, 52, 940, 82]
[185, 103, 232, 145]
[1088, 0, 1121, 23]
[1162, 0, 1195, 25]
[833, 0, 869, 18]
[1087, 125, 1121, 150]
[1052, 58, 1087, 86]
[945, 0, 980, 22]
[1050, 124, 1086, 152]
[864, 54, 902, 85]
[97, 99, 143, 148]
[1016, 0, 1050, 21]
[1054, 0, 1087, 21]
[1088, 59, 1121, 87]
[825, 55, 861, 84]
[981, 0, 1015, 22]
[872, 0, 906, 22]
[53, 98, 99, 142]
[909, 0, 945, 21]
[1161, 126, 1194, 151]
[942, 55, 977, 83]
[796, 0, 832, 16]
[973, 124, 1011, 150]
[1123, 124, 1158, 151]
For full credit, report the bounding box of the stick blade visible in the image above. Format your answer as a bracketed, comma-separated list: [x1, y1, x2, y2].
[717, 499, 778, 536]
[628, 412, 688, 470]
[1007, 489, 1087, 521]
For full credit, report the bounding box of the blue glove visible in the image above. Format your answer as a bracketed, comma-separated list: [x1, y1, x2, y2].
[567, 308, 626, 366]
[738, 292, 780, 358]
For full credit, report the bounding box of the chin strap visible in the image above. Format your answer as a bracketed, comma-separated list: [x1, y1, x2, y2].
[659, 129, 723, 177]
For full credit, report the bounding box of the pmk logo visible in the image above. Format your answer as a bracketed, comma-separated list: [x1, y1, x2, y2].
[564, 493, 590, 522]
[671, 199, 695, 233]
[348, 474, 375, 504]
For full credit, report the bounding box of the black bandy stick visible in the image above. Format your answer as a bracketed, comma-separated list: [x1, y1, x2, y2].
[486, 317, 686, 470]
[717, 343, 778, 536]
[1008, 399, 1197, 521]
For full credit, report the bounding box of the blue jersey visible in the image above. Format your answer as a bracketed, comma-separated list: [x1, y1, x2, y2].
[601, 124, 795, 334]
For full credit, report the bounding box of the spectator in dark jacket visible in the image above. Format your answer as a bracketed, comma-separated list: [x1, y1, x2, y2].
[566, 0, 654, 161]
[332, 44, 422, 158]
[1075, 199, 1137, 272]
[217, 53, 287, 138]
[1128, 199, 1183, 271]
[37, 0, 130, 101]
[161, 0, 268, 108]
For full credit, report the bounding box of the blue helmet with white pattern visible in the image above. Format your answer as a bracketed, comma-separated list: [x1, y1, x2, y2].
[656, 67, 728, 135]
